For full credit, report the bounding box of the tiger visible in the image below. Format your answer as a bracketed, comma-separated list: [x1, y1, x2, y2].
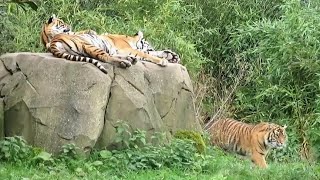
[41, 15, 180, 74]
[41, 15, 180, 63]
[207, 118, 287, 168]
[100, 31, 180, 64]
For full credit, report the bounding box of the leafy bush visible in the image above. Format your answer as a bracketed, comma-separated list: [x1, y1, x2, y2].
[113, 121, 150, 149]
[0, 136, 32, 162]
[32, 151, 54, 165]
[58, 143, 80, 160]
[174, 130, 206, 154]
[108, 138, 205, 171]
[110, 122, 207, 170]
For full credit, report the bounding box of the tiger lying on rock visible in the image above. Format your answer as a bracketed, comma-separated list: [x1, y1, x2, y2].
[41, 14, 180, 73]
[207, 118, 287, 168]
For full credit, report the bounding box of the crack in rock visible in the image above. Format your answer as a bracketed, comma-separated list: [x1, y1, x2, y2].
[103, 65, 116, 126]
[160, 97, 177, 119]
[11, 82, 20, 92]
[57, 133, 73, 141]
[117, 73, 145, 96]
[15, 62, 21, 71]
[144, 72, 151, 86]
[35, 119, 47, 126]
[159, 85, 192, 120]
[125, 78, 144, 95]
[16, 61, 39, 95]
[0, 59, 15, 75]
[85, 82, 97, 91]
[181, 86, 192, 93]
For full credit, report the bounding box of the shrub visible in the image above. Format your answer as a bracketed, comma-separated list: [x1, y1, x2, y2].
[0, 136, 32, 162]
[174, 130, 206, 154]
[109, 138, 201, 171]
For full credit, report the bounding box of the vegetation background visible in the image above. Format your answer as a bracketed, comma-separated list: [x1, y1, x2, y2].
[0, 0, 320, 174]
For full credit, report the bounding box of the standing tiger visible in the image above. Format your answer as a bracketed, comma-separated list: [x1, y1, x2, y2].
[41, 15, 180, 73]
[207, 118, 287, 168]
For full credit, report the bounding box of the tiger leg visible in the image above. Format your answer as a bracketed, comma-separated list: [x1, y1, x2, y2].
[251, 152, 267, 168]
[81, 44, 134, 68]
[117, 48, 168, 67]
[50, 43, 109, 74]
[146, 50, 180, 63]
[50, 41, 132, 73]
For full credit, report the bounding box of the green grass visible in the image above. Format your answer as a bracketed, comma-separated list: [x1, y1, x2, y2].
[1, 144, 319, 180]
[1, 157, 319, 180]
[0, 131, 319, 180]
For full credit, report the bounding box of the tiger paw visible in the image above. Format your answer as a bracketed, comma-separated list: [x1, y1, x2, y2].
[157, 59, 168, 67]
[163, 50, 180, 63]
[119, 60, 132, 68]
[127, 55, 138, 65]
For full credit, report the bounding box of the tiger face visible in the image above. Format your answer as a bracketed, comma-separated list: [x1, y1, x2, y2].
[265, 124, 287, 149]
[41, 14, 71, 49]
[45, 14, 71, 36]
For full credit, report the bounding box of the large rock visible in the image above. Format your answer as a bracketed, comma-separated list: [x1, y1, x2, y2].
[0, 53, 201, 153]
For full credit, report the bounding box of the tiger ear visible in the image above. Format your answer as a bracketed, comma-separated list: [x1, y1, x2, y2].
[283, 125, 287, 129]
[48, 14, 56, 24]
[135, 31, 143, 38]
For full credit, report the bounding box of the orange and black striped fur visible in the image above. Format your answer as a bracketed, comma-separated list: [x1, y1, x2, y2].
[207, 118, 287, 168]
[100, 32, 180, 63]
[41, 15, 179, 73]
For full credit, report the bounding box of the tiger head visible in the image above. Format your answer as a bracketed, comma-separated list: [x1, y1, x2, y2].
[264, 123, 287, 149]
[41, 14, 72, 49]
[134, 31, 155, 52]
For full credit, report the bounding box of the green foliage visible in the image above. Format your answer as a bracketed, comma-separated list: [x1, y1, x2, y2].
[0, 0, 38, 15]
[174, 130, 206, 154]
[188, 0, 286, 119]
[58, 143, 80, 160]
[150, 131, 167, 146]
[109, 139, 202, 171]
[228, 0, 320, 161]
[114, 121, 167, 149]
[111, 122, 206, 170]
[32, 151, 54, 165]
[0, 136, 319, 179]
[114, 121, 148, 149]
[0, 136, 32, 162]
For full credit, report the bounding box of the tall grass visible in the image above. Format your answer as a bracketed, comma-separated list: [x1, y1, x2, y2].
[229, 1, 320, 161]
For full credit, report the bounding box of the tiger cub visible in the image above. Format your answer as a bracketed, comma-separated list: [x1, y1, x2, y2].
[207, 118, 287, 168]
